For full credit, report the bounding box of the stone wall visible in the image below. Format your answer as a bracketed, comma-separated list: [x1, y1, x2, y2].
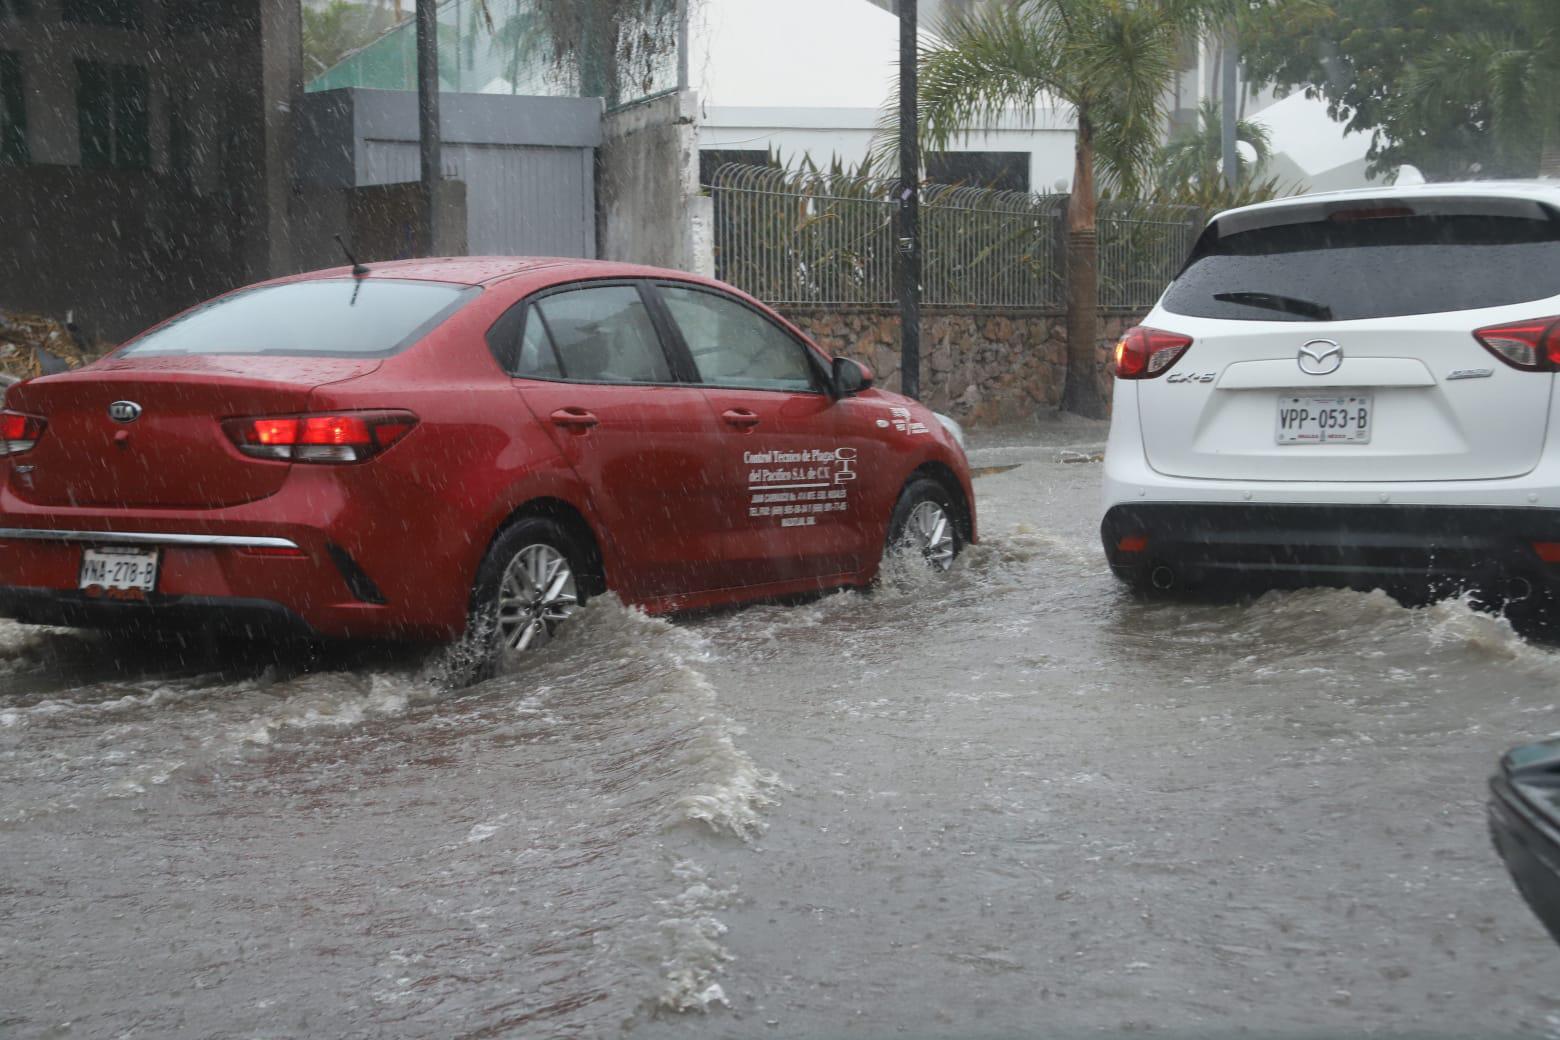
[781, 307, 1145, 424]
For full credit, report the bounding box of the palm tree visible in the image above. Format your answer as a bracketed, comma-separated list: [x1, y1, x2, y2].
[916, 0, 1236, 416]
[1157, 96, 1272, 192]
[1397, 0, 1560, 178]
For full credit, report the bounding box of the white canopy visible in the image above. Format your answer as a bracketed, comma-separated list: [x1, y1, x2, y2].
[1254, 90, 1422, 192]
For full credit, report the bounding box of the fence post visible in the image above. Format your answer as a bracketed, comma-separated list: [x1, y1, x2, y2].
[897, 0, 921, 400]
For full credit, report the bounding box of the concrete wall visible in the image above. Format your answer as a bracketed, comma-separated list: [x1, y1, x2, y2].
[597, 90, 713, 275]
[782, 307, 1145, 424]
[0, 0, 301, 342]
[0, 166, 231, 340]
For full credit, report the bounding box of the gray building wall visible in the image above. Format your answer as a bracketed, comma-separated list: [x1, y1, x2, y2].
[299, 89, 601, 260]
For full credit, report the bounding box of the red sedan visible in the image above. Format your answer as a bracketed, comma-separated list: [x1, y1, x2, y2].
[0, 258, 975, 653]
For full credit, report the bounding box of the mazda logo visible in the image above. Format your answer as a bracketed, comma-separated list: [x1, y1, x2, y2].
[108, 400, 142, 423]
[1297, 340, 1343, 376]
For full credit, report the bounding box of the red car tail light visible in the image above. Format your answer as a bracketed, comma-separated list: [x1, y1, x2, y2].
[223, 411, 417, 463]
[1474, 317, 1560, 371]
[0, 411, 46, 456]
[1113, 327, 1194, 379]
[1534, 542, 1560, 564]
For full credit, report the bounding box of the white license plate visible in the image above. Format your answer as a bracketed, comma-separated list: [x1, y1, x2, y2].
[1276, 394, 1373, 444]
[79, 547, 160, 592]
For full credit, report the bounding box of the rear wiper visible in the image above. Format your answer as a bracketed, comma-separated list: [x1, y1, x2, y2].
[1212, 291, 1333, 321]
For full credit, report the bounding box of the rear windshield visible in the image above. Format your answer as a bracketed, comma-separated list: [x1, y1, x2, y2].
[1160, 200, 1560, 322]
[119, 279, 478, 357]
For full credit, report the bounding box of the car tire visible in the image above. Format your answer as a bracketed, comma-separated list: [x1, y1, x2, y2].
[885, 477, 963, 572]
[469, 517, 590, 660]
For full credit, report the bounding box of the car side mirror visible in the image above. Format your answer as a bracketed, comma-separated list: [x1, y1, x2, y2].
[831, 357, 873, 396]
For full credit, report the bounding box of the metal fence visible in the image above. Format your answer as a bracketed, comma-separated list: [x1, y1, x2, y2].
[710, 164, 1205, 313]
[1097, 200, 1205, 311]
[710, 164, 1066, 310]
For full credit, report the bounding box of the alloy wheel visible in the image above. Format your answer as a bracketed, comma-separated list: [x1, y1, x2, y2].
[898, 500, 957, 572]
[495, 543, 579, 653]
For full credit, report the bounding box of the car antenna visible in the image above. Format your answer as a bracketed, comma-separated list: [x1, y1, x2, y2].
[334, 234, 370, 277]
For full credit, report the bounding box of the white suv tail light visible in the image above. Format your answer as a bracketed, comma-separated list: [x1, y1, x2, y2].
[1113, 327, 1193, 379]
[1474, 316, 1560, 371]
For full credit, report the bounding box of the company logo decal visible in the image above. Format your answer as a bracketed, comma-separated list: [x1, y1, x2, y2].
[744, 447, 856, 527]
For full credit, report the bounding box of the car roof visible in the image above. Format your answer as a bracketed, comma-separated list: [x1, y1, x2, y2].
[1213, 179, 1560, 224]
[298, 256, 720, 289]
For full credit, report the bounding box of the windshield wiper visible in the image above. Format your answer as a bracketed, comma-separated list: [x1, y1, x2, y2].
[1212, 291, 1334, 321]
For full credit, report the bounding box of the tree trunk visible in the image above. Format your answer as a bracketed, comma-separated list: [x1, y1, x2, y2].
[1062, 112, 1104, 418]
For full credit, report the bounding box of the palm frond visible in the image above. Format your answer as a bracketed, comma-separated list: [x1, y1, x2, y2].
[918, 4, 1072, 153]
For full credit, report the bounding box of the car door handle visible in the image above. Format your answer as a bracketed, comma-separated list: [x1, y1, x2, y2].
[721, 408, 761, 429]
[550, 408, 599, 430]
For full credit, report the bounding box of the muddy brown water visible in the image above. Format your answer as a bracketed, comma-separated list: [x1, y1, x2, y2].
[3, 417, 1558, 1038]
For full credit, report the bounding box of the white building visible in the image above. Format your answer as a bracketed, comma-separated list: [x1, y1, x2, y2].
[688, 0, 1078, 192]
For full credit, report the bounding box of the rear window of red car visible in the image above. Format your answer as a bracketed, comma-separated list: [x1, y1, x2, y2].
[119, 278, 479, 357]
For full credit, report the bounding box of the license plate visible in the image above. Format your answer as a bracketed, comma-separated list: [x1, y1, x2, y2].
[79, 547, 160, 592]
[1276, 394, 1373, 444]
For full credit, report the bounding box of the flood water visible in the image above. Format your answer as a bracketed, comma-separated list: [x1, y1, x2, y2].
[3, 417, 1558, 1038]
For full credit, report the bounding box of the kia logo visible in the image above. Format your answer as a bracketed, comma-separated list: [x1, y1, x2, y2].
[1297, 340, 1343, 376]
[108, 400, 142, 423]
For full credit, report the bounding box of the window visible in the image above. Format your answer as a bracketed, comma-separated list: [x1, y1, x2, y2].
[0, 52, 25, 164]
[527, 285, 672, 384]
[516, 309, 562, 378]
[119, 279, 478, 358]
[163, 0, 219, 34]
[700, 149, 772, 187]
[926, 151, 1030, 192]
[76, 60, 149, 170]
[1161, 198, 1560, 322]
[63, 0, 141, 28]
[659, 285, 817, 392]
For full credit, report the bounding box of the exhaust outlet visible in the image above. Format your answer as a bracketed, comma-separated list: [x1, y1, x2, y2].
[1150, 565, 1177, 591]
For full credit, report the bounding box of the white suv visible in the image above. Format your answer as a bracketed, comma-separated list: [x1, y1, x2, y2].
[1102, 182, 1560, 608]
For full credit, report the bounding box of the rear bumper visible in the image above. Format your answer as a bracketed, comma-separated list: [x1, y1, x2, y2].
[1101, 502, 1560, 596]
[1489, 772, 1560, 946]
[0, 468, 469, 640]
[0, 587, 313, 637]
[0, 531, 409, 639]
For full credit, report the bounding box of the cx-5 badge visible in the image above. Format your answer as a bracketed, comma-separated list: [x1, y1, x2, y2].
[1297, 340, 1343, 376]
[108, 401, 142, 423]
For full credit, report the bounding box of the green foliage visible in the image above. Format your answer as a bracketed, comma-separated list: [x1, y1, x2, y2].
[302, 0, 399, 78]
[1393, 0, 1560, 175]
[1156, 97, 1273, 192]
[1239, 0, 1537, 179]
[1147, 172, 1289, 212]
[532, 0, 678, 101]
[908, 0, 1240, 199]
